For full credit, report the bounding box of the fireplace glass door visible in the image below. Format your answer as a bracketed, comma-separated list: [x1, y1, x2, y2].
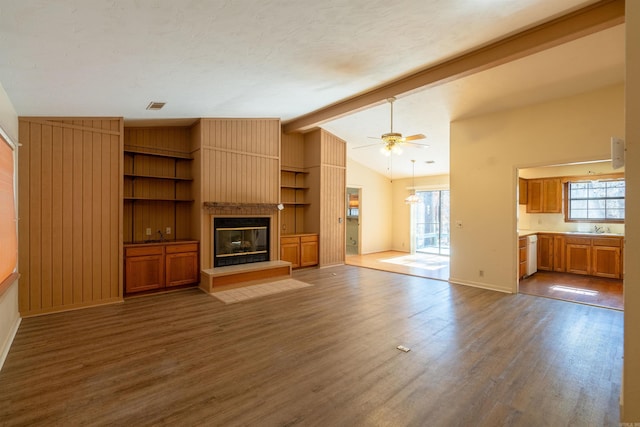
[213, 217, 270, 267]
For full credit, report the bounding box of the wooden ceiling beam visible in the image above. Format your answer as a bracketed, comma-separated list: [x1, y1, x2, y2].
[282, 0, 625, 134]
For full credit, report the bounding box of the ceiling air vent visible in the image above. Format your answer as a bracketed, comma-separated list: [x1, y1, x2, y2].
[146, 101, 166, 110]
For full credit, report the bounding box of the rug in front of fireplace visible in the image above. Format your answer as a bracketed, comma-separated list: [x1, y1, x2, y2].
[210, 279, 312, 304]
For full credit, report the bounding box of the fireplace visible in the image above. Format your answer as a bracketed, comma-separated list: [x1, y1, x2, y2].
[213, 217, 270, 267]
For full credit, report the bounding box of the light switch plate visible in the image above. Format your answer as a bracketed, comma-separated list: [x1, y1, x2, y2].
[145, 228, 152, 236]
[165, 227, 171, 235]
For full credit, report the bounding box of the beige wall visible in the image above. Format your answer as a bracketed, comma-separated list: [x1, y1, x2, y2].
[449, 84, 624, 293]
[346, 158, 393, 254]
[392, 174, 449, 252]
[0, 82, 20, 370]
[623, 1, 640, 421]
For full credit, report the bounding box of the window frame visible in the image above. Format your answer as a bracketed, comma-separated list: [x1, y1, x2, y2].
[563, 177, 625, 223]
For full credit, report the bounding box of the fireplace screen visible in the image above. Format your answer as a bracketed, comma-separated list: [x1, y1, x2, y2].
[213, 217, 270, 267]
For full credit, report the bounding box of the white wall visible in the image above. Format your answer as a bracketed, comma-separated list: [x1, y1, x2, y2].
[0, 82, 20, 370]
[391, 174, 449, 252]
[346, 158, 392, 254]
[622, 0, 640, 421]
[449, 84, 624, 293]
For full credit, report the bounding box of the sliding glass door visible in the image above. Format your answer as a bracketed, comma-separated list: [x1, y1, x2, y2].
[414, 190, 450, 255]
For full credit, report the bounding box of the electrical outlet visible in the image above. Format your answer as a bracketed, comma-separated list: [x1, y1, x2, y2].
[145, 228, 152, 236]
[165, 227, 171, 235]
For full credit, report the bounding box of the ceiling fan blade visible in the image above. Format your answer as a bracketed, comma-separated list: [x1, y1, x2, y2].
[405, 142, 430, 148]
[367, 136, 382, 140]
[353, 143, 383, 150]
[402, 134, 426, 142]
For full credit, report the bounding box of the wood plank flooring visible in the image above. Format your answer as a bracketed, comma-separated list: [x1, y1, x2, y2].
[346, 251, 450, 281]
[0, 266, 622, 426]
[519, 271, 623, 310]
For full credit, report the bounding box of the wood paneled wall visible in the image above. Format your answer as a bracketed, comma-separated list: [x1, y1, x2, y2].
[200, 119, 280, 203]
[319, 130, 346, 266]
[302, 129, 346, 267]
[124, 127, 194, 243]
[281, 132, 305, 170]
[18, 117, 123, 316]
[198, 119, 281, 269]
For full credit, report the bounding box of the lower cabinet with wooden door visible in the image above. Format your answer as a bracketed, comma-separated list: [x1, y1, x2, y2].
[518, 237, 527, 279]
[535, 233, 623, 279]
[565, 236, 591, 275]
[537, 234, 555, 271]
[591, 237, 622, 279]
[280, 233, 318, 269]
[125, 241, 199, 294]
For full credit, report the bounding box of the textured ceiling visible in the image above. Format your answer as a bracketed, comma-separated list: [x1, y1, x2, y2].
[0, 0, 623, 178]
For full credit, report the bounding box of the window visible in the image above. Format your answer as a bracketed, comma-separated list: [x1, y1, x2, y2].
[566, 179, 625, 222]
[0, 129, 18, 296]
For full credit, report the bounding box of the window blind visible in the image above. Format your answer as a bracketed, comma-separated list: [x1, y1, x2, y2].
[0, 133, 17, 292]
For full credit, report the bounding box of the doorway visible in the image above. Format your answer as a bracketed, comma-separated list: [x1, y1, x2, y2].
[413, 190, 450, 256]
[346, 188, 361, 255]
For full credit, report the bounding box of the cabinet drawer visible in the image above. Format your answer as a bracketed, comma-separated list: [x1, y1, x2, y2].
[281, 236, 300, 245]
[592, 237, 621, 247]
[518, 237, 527, 249]
[565, 237, 591, 245]
[300, 234, 318, 243]
[125, 245, 164, 257]
[166, 243, 198, 254]
[519, 247, 527, 260]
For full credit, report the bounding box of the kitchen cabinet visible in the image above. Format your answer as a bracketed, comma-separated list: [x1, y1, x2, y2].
[537, 234, 555, 271]
[534, 233, 623, 279]
[280, 234, 318, 269]
[125, 241, 199, 294]
[591, 237, 621, 279]
[527, 178, 562, 213]
[518, 178, 528, 205]
[553, 235, 565, 272]
[565, 237, 591, 275]
[518, 237, 527, 279]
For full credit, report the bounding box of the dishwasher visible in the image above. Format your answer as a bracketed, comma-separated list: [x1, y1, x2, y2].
[526, 234, 538, 277]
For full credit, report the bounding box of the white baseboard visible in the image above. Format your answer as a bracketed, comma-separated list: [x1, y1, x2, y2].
[448, 277, 513, 294]
[0, 316, 21, 372]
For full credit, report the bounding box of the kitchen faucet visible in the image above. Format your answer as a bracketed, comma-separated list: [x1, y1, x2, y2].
[594, 225, 604, 234]
[157, 229, 165, 241]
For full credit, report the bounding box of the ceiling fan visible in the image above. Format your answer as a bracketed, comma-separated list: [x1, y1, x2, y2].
[354, 97, 428, 156]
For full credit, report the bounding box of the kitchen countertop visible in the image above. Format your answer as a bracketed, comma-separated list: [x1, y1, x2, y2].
[518, 230, 624, 237]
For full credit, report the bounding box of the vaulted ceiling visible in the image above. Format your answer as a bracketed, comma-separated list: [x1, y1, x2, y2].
[0, 0, 625, 178]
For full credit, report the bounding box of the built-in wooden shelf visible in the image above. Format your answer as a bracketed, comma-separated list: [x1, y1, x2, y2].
[280, 185, 309, 189]
[281, 167, 308, 174]
[124, 173, 193, 181]
[125, 197, 194, 202]
[124, 147, 193, 160]
[282, 202, 310, 206]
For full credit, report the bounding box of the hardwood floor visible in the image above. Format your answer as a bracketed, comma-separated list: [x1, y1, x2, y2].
[519, 271, 623, 310]
[0, 266, 622, 426]
[346, 250, 450, 281]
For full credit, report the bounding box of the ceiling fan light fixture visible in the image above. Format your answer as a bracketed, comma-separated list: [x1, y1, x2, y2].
[405, 159, 420, 205]
[405, 194, 420, 204]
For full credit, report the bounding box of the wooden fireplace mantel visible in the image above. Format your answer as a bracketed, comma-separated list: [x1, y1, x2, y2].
[203, 202, 281, 215]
